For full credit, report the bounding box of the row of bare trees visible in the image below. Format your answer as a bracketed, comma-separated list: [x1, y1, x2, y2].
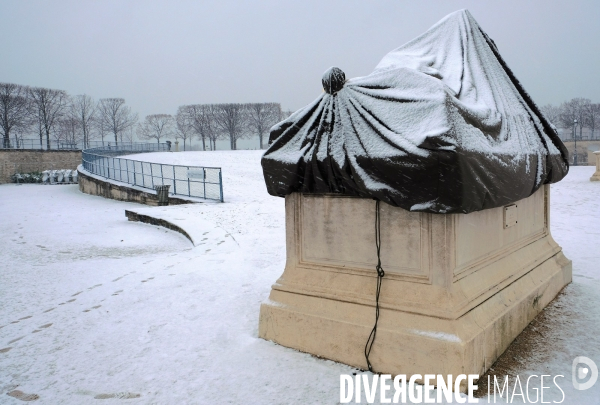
[541, 98, 600, 140]
[1, 81, 291, 151]
[136, 103, 284, 151]
[0, 82, 138, 149]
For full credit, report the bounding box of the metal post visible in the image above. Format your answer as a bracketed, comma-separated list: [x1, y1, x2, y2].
[573, 119, 578, 166]
[160, 164, 164, 185]
[187, 166, 191, 197]
[219, 170, 224, 202]
[126, 159, 130, 183]
[150, 164, 155, 188]
[141, 162, 145, 187]
[173, 165, 177, 194]
[203, 168, 206, 199]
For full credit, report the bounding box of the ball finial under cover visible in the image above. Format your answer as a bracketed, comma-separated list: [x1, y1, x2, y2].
[322, 67, 346, 94]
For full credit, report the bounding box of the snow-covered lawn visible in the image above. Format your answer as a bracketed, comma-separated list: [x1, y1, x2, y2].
[1, 151, 599, 404]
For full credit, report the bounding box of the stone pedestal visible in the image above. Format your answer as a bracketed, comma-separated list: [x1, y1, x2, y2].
[591, 151, 600, 181]
[259, 185, 571, 387]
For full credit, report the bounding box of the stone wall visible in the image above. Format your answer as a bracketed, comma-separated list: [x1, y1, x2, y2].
[78, 168, 195, 206]
[561, 140, 600, 165]
[0, 150, 81, 184]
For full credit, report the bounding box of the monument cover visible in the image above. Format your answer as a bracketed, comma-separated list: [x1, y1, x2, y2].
[262, 10, 569, 214]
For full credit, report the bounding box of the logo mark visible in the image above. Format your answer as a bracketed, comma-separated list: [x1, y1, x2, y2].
[572, 356, 598, 390]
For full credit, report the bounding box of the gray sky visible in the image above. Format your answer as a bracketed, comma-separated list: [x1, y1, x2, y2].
[1, 0, 599, 120]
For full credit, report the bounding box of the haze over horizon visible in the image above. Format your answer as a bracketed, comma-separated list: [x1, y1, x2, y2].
[1, 0, 599, 120]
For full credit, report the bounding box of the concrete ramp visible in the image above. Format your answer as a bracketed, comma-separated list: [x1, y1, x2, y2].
[125, 205, 237, 251]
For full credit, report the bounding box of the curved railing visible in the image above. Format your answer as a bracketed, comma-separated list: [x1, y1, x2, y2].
[1, 139, 118, 150]
[81, 143, 223, 202]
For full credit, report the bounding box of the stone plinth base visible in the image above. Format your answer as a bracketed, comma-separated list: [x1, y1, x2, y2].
[259, 186, 571, 389]
[591, 151, 600, 181]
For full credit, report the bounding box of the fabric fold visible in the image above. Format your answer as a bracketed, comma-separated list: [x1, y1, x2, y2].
[262, 9, 568, 214]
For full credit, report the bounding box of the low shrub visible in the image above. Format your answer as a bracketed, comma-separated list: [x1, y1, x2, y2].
[11, 172, 43, 183]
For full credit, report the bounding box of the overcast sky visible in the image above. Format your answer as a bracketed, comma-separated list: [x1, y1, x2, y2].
[1, 0, 599, 119]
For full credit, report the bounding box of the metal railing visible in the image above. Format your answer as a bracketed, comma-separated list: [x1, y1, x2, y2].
[81, 143, 224, 202]
[1, 138, 127, 150]
[559, 137, 600, 142]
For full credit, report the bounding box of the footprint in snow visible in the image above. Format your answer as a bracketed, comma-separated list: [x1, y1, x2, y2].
[8, 336, 24, 344]
[71, 291, 83, 297]
[93, 392, 141, 400]
[42, 308, 54, 313]
[6, 389, 39, 401]
[39, 323, 52, 329]
[0, 347, 12, 353]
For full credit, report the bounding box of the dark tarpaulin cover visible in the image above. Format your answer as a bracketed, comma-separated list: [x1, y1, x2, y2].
[261, 10, 569, 214]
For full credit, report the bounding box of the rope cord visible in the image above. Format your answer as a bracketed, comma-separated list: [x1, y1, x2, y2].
[364, 199, 385, 373]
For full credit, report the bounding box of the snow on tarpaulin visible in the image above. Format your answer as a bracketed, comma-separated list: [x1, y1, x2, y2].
[261, 10, 569, 214]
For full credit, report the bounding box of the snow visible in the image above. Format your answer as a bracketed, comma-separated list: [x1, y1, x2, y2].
[263, 10, 568, 213]
[1, 151, 599, 404]
[406, 330, 461, 344]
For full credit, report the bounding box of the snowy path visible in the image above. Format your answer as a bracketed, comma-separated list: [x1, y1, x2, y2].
[1, 151, 599, 404]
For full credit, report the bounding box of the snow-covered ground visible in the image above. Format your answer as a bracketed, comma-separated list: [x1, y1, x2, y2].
[1, 151, 599, 404]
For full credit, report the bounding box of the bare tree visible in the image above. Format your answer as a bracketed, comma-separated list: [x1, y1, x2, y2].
[96, 118, 109, 146]
[120, 125, 136, 144]
[69, 94, 96, 148]
[175, 105, 195, 151]
[0, 83, 30, 148]
[97, 98, 138, 145]
[205, 104, 221, 151]
[540, 104, 561, 129]
[137, 114, 174, 144]
[56, 115, 80, 146]
[560, 98, 591, 140]
[246, 103, 281, 149]
[280, 109, 294, 121]
[182, 105, 206, 151]
[179, 104, 220, 151]
[29, 87, 68, 149]
[584, 103, 600, 140]
[212, 103, 246, 150]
